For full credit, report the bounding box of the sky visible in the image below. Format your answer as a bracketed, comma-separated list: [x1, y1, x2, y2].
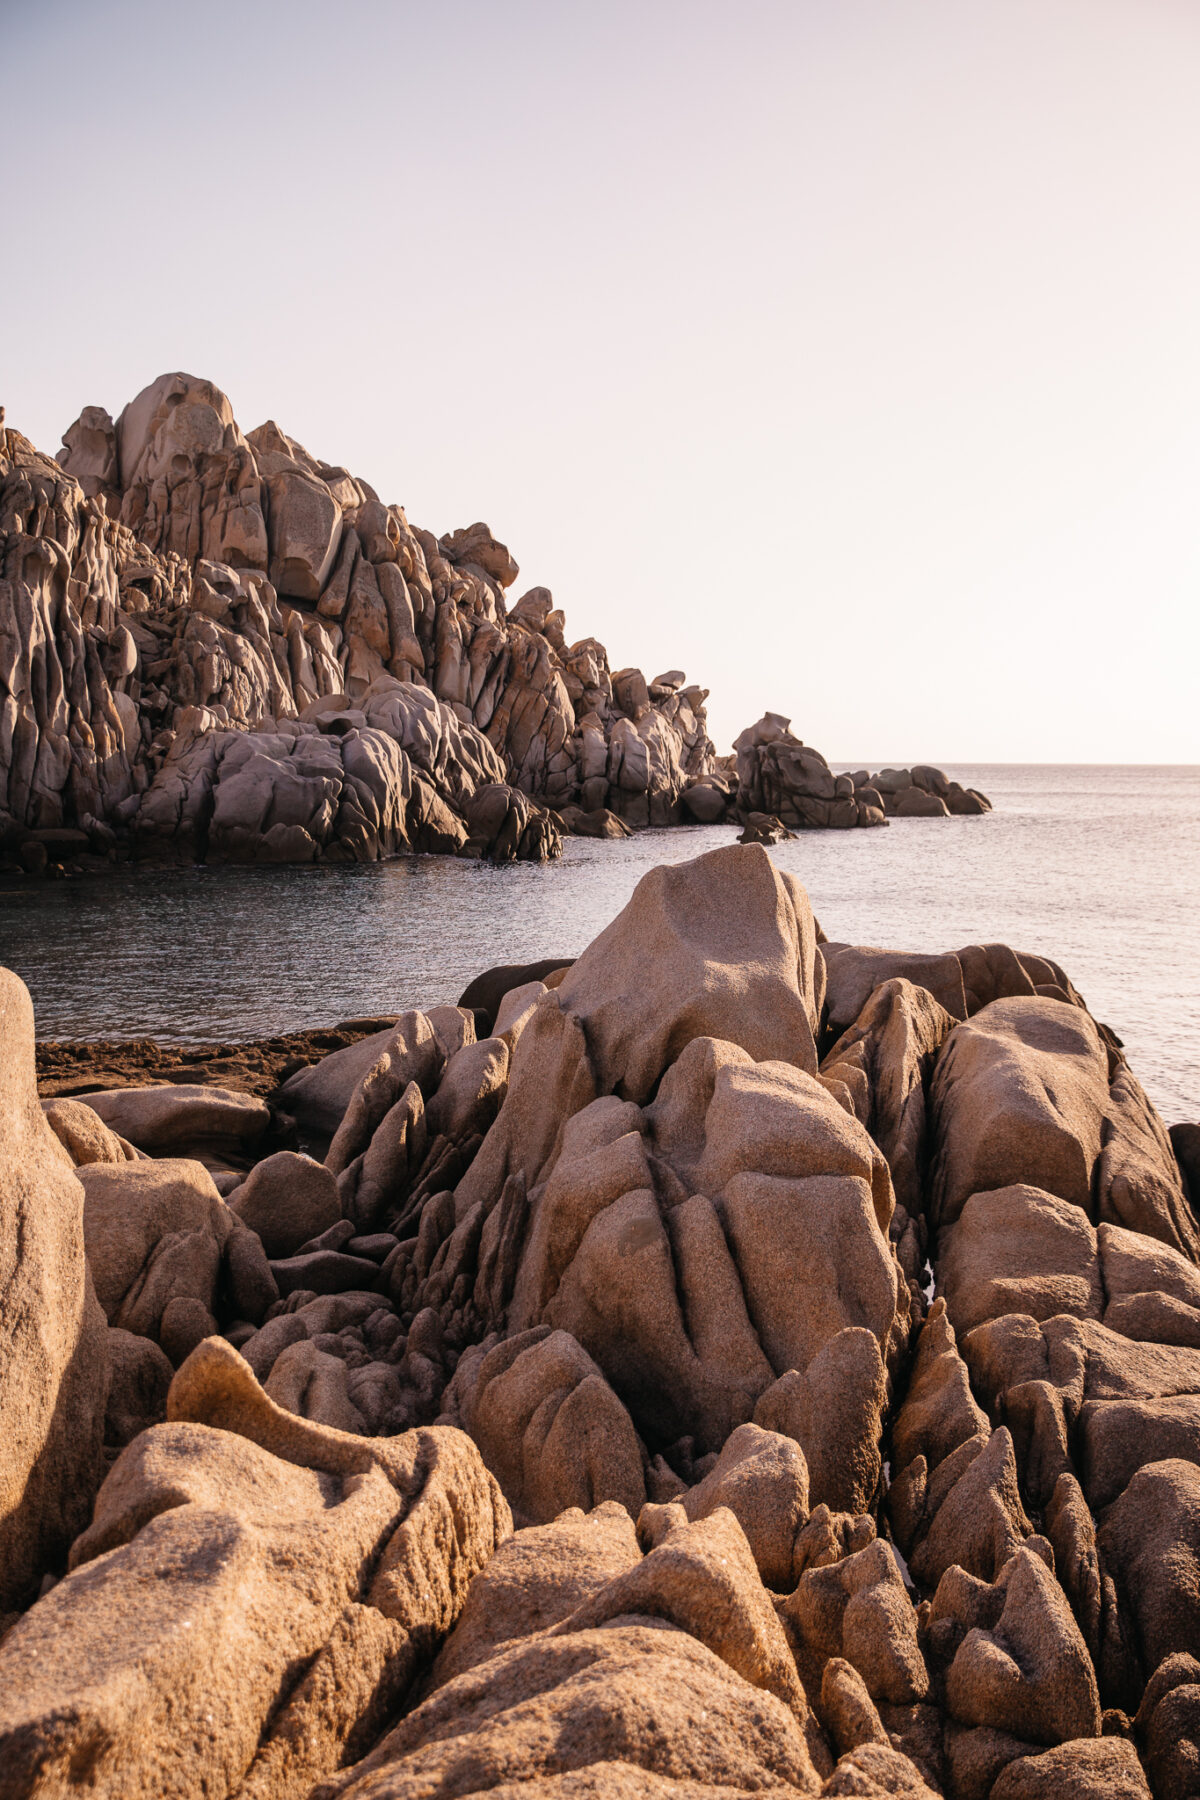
[5, 0, 1200, 761]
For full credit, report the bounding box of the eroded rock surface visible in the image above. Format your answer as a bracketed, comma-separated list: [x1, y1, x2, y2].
[1, 841, 1195, 1797]
[0, 377, 720, 869]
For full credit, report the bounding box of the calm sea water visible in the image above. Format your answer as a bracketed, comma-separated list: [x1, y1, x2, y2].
[2, 766, 1197, 1124]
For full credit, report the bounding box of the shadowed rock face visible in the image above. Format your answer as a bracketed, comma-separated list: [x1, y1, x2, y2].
[0, 842, 1195, 1797]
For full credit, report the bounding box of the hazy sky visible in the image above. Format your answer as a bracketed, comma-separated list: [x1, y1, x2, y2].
[6, 0, 1199, 760]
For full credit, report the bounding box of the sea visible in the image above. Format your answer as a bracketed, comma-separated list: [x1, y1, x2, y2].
[2, 765, 1197, 1126]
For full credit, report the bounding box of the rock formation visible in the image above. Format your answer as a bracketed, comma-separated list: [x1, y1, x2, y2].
[1, 375, 988, 876]
[3, 840, 1180, 1797]
[0, 373, 719, 871]
[731, 714, 992, 831]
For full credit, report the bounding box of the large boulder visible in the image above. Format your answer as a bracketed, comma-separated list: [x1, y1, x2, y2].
[932, 997, 1199, 1258]
[441, 1326, 647, 1525]
[0, 1339, 510, 1800]
[79, 1157, 277, 1363]
[488, 1034, 903, 1463]
[76, 1083, 270, 1159]
[227, 1150, 341, 1257]
[551, 842, 825, 1104]
[427, 1501, 642, 1690]
[1098, 1458, 1200, 1676]
[0, 969, 109, 1609]
[264, 461, 343, 601]
[939, 1545, 1101, 1744]
[322, 1505, 825, 1798]
[938, 1184, 1200, 1346]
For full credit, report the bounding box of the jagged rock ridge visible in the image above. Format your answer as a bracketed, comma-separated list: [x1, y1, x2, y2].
[2, 376, 991, 876]
[1, 372, 717, 868]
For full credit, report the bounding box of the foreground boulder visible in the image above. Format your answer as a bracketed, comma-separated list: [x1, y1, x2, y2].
[0, 970, 108, 1610]
[319, 1502, 830, 1798]
[0, 1339, 510, 1799]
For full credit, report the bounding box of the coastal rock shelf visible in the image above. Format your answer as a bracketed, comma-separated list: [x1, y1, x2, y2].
[1, 843, 1194, 1798]
[0, 375, 987, 875]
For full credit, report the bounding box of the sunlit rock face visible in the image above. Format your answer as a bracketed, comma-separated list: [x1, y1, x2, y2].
[0, 372, 718, 867]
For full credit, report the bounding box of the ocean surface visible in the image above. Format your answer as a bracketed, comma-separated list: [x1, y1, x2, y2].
[2, 765, 1197, 1124]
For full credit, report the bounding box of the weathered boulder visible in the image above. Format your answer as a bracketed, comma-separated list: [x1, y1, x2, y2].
[1136, 1652, 1200, 1800]
[0, 1339, 510, 1800]
[79, 1156, 276, 1361]
[0, 968, 109, 1609]
[1098, 1458, 1200, 1677]
[786, 1537, 928, 1704]
[42, 1096, 141, 1165]
[441, 1326, 647, 1524]
[678, 1422, 810, 1591]
[428, 1501, 642, 1690]
[753, 1328, 889, 1515]
[932, 996, 1199, 1258]
[103, 1327, 173, 1448]
[938, 1183, 1200, 1346]
[887, 1303, 1032, 1589]
[938, 1185, 1104, 1338]
[962, 1312, 1200, 1513]
[76, 1081, 270, 1158]
[938, 1545, 1101, 1744]
[487, 1034, 903, 1467]
[990, 1738, 1151, 1800]
[321, 1503, 825, 1798]
[550, 843, 826, 1103]
[820, 977, 956, 1222]
[227, 1149, 341, 1256]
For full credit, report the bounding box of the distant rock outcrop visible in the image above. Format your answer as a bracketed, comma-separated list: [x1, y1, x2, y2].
[1, 376, 989, 875]
[732, 713, 991, 830]
[0, 373, 716, 870]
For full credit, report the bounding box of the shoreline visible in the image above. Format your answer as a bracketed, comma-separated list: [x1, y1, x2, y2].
[3, 843, 1200, 1795]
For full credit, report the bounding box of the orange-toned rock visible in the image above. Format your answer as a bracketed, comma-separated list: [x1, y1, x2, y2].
[0, 1339, 509, 1799]
[0, 968, 108, 1610]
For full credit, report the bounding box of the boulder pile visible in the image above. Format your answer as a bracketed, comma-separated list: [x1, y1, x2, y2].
[3, 839, 1172, 1797]
[728, 714, 992, 831]
[1, 379, 987, 875]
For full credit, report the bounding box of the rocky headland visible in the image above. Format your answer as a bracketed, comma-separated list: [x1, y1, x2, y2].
[2, 841, 1197, 1798]
[0, 375, 987, 877]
